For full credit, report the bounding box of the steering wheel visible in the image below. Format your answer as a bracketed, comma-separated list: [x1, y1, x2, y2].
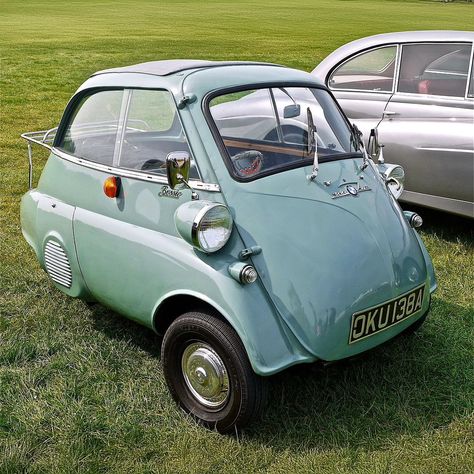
[231, 150, 264, 177]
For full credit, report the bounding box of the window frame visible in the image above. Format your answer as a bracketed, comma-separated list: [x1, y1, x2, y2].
[327, 44, 399, 94]
[394, 41, 474, 101]
[203, 82, 363, 183]
[53, 87, 217, 190]
[466, 51, 474, 99]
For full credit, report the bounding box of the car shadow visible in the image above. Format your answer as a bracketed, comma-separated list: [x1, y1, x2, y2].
[87, 294, 472, 450]
[87, 304, 163, 359]
[246, 295, 472, 450]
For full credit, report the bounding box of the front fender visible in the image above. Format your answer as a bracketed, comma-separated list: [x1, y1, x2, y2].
[152, 282, 316, 376]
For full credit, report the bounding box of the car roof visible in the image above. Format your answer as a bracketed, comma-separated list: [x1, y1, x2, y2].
[312, 30, 474, 77]
[79, 60, 325, 97]
[92, 59, 286, 77]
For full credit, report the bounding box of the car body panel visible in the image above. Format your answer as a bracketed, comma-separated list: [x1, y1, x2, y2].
[312, 31, 474, 218]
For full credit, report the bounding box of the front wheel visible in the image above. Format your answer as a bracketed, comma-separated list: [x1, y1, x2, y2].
[161, 311, 268, 433]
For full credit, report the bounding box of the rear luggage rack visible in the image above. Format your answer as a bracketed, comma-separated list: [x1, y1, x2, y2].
[21, 128, 57, 189]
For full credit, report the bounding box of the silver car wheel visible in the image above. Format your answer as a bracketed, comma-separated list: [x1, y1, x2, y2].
[181, 342, 230, 408]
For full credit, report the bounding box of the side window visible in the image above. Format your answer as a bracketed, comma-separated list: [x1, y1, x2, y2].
[58, 90, 123, 165]
[398, 43, 471, 97]
[118, 89, 199, 179]
[328, 46, 397, 92]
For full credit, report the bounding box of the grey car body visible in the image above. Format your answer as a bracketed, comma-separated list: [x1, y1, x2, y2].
[312, 31, 474, 218]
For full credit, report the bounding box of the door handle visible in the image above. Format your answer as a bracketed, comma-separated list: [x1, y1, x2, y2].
[383, 110, 399, 118]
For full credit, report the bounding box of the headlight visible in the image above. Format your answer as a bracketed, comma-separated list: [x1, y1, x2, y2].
[379, 164, 405, 200]
[175, 201, 233, 253]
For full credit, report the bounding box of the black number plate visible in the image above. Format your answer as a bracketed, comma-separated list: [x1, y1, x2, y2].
[349, 284, 425, 344]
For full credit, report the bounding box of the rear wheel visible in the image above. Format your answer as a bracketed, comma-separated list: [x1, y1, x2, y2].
[161, 311, 268, 433]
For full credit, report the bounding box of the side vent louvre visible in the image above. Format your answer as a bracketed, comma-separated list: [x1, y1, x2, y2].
[44, 240, 72, 288]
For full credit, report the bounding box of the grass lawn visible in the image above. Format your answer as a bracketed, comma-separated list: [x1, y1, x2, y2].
[1, 0, 473, 472]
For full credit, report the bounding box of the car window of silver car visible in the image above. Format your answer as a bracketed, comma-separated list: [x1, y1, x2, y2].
[397, 43, 472, 98]
[58, 90, 124, 166]
[117, 89, 200, 179]
[328, 46, 397, 92]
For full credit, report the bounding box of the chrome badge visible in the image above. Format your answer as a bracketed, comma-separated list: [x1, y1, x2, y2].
[332, 182, 371, 199]
[159, 185, 183, 199]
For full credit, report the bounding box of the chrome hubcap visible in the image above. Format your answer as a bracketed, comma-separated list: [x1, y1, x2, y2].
[181, 342, 229, 408]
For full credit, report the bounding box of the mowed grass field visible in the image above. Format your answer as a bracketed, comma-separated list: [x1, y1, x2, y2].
[1, 0, 473, 472]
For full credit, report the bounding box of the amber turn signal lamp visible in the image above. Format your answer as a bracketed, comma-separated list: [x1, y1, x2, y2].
[103, 176, 121, 198]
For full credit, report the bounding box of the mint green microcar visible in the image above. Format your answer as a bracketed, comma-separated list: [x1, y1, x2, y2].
[21, 60, 437, 432]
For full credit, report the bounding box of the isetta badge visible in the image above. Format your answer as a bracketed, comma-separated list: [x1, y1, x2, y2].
[332, 181, 371, 199]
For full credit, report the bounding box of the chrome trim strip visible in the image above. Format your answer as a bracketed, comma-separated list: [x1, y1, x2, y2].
[465, 43, 474, 99]
[393, 43, 402, 97]
[416, 146, 473, 153]
[51, 147, 221, 192]
[390, 91, 471, 102]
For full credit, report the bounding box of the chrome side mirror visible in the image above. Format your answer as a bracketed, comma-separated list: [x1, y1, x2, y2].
[166, 151, 190, 189]
[166, 151, 198, 200]
[368, 128, 384, 164]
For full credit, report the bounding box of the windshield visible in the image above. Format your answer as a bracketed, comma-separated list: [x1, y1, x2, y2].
[208, 87, 360, 180]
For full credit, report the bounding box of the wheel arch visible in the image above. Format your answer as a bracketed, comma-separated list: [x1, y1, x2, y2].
[151, 288, 315, 376]
[152, 290, 233, 337]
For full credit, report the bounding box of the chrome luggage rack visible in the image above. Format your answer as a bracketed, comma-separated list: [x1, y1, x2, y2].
[21, 127, 57, 189]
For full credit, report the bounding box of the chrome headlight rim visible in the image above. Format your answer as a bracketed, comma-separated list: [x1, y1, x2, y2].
[191, 202, 233, 253]
[381, 164, 405, 200]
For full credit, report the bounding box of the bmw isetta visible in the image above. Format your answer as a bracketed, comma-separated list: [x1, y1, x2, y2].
[21, 60, 436, 432]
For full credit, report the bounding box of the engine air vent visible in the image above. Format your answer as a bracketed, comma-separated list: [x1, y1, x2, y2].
[44, 240, 72, 288]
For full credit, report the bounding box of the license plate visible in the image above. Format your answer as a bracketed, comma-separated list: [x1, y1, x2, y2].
[349, 284, 425, 344]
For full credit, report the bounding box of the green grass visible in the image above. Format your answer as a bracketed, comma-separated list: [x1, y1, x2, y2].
[1, 1, 473, 472]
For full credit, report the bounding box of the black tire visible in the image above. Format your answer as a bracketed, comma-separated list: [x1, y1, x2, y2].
[161, 311, 268, 433]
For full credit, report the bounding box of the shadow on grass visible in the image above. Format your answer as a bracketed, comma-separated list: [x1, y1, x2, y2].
[87, 295, 472, 451]
[251, 300, 472, 450]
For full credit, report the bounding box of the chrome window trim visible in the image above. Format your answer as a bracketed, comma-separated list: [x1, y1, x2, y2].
[396, 41, 473, 100]
[465, 45, 474, 99]
[327, 44, 399, 94]
[51, 146, 221, 192]
[390, 91, 472, 102]
[112, 89, 132, 167]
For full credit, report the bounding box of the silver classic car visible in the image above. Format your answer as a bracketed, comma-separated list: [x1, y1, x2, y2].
[312, 31, 474, 218]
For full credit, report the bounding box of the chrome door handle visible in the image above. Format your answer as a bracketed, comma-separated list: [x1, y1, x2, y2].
[383, 110, 399, 117]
